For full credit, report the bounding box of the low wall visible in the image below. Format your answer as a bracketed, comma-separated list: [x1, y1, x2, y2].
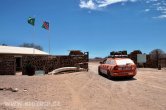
[159, 58, 166, 67]
[0, 53, 89, 75]
[22, 54, 89, 75]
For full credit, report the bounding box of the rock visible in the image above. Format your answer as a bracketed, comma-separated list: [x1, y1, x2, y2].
[0, 87, 19, 92]
[6, 87, 12, 91]
[12, 88, 18, 92]
[23, 89, 28, 92]
[0, 87, 4, 90]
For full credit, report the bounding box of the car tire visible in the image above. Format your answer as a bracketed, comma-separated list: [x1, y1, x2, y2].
[98, 67, 102, 75]
[128, 76, 134, 79]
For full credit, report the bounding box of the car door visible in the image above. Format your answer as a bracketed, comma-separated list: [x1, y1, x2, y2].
[100, 59, 111, 74]
[109, 59, 116, 73]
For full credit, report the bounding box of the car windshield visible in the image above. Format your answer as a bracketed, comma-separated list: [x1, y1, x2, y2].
[116, 59, 134, 65]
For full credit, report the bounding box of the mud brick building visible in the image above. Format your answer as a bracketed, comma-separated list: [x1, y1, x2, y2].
[0, 46, 88, 75]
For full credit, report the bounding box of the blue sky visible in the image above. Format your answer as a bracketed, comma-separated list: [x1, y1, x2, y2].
[0, 0, 166, 58]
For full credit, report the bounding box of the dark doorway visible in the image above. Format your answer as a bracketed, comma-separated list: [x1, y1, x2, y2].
[15, 57, 22, 72]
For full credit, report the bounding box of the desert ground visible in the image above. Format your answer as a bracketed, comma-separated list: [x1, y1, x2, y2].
[0, 62, 166, 110]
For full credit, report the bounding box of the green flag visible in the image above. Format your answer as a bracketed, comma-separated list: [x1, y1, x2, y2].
[28, 17, 35, 26]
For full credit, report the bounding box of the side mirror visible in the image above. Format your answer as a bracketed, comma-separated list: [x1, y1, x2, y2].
[99, 61, 103, 64]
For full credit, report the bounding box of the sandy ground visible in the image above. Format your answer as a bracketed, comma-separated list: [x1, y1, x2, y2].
[0, 62, 166, 110]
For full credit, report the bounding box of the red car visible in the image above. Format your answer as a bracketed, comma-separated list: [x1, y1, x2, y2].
[98, 58, 137, 78]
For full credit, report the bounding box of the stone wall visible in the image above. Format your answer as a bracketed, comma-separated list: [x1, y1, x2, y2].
[0, 55, 15, 75]
[22, 53, 89, 75]
[159, 58, 166, 67]
[0, 52, 89, 75]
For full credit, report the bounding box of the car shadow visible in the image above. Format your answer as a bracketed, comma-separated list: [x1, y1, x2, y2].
[99, 74, 137, 81]
[110, 77, 137, 81]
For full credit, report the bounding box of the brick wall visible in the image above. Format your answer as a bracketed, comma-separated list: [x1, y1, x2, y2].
[0, 55, 15, 75]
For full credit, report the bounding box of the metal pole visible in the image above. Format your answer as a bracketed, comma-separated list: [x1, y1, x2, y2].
[33, 15, 36, 55]
[156, 50, 159, 68]
[48, 30, 50, 55]
[33, 26, 35, 55]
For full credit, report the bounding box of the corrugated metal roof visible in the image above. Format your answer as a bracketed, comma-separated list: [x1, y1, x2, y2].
[0, 46, 48, 55]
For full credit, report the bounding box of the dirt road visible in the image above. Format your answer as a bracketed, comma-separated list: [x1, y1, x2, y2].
[0, 62, 166, 110]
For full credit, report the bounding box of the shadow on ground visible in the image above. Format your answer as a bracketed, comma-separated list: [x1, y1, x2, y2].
[99, 74, 137, 81]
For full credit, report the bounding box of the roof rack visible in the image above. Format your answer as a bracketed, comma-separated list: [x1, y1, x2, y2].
[108, 55, 128, 58]
[109, 50, 128, 58]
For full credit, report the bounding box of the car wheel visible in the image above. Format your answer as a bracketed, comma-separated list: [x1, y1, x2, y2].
[128, 76, 134, 79]
[98, 67, 102, 75]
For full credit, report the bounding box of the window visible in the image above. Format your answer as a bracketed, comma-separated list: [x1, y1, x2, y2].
[110, 60, 115, 65]
[105, 59, 110, 64]
[116, 59, 134, 65]
[105, 59, 115, 65]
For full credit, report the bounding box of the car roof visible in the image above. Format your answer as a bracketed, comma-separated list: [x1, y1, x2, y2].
[106, 58, 135, 65]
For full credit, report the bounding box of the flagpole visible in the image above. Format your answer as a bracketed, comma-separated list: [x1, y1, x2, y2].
[48, 29, 50, 55]
[33, 15, 36, 55]
[33, 25, 35, 55]
[42, 21, 50, 55]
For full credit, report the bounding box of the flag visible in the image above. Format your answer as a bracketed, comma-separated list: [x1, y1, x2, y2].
[28, 17, 35, 26]
[42, 21, 49, 30]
